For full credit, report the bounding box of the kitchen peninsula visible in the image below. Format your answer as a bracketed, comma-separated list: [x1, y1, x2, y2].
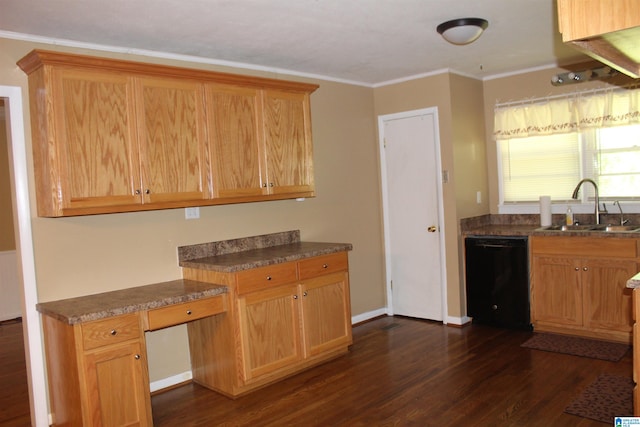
[36, 230, 352, 426]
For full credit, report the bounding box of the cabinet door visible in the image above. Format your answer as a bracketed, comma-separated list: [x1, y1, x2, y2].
[205, 84, 265, 198]
[136, 76, 209, 203]
[261, 90, 314, 195]
[300, 271, 352, 357]
[532, 255, 583, 327]
[237, 284, 302, 382]
[52, 67, 142, 211]
[82, 341, 151, 427]
[583, 258, 636, 333]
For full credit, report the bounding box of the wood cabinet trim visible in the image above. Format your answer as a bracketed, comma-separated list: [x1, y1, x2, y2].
[18, 49, 319, 93]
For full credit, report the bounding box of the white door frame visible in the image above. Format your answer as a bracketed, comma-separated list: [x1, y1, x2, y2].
[378, 107, 448, 323]
[2, 85, 49, 426]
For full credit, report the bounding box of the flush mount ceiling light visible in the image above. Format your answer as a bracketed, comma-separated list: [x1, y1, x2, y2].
[436, 18, 489, 45]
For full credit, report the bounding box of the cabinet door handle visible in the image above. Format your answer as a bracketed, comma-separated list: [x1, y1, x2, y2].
[293, 295, 298, 299]
[135, 189, 141, 195]
[574, 267, 580, 271]
[322, 264, 328, 269]
[303, 291, 308, 297]
[145, 189, 151, 194]
[186, 310, 192, 315]
[134, 354, 141, 360]
[266, 276, 272, 281]
[269, 183, 274, 187]
[583, 267, 588, 271]
[262, 183, 267, 188]
[110, 329, 117, 336]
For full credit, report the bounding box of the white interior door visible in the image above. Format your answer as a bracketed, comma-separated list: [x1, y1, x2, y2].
[379, 108, 445, 321]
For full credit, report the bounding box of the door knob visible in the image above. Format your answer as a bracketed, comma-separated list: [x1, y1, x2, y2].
[427, 226, 437, 232]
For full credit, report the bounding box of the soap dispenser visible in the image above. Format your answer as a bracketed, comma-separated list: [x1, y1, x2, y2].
[565, 206, 574, 225]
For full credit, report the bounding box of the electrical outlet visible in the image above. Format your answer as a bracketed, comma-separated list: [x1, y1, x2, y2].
[185, 207, 200, 219]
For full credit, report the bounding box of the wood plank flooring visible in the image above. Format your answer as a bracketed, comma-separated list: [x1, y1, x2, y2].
[1, 316, 633, 426]
[0, 318, 31, 427]
[152, 316, 633, 426]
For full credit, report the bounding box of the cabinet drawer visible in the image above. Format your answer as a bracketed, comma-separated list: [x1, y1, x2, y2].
[298, 252, 348, 280]
[146, 295, 226, 331]
[531, 236, 638, 258]
[237, 262, 298, 295]
[81, 313, 141, 351]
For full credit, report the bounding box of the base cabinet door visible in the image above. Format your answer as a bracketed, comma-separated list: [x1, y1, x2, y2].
[532, 255, 583, 327]
[237, 284, 302, 382]
[301, 271, 352, 357]
[582, 258, 636, 333]
[82, 342, 151, 427]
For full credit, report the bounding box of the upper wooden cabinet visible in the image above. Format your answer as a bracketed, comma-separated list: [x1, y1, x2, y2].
[205, 84, 314, 200]
[557, 0, 640, 78]
[135, 76, 210, 205]
[17, 50, 318, 216]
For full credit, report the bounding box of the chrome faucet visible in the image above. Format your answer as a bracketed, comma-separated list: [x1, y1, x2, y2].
[613, 200, 628, 226]
[571, 178, 607, 224]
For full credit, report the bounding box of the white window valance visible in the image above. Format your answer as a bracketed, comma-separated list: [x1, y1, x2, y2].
[494, 86, 640, 139]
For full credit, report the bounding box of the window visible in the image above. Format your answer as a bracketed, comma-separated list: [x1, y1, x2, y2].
[498, 124, 640, 203]
[494, 86, 640, 212]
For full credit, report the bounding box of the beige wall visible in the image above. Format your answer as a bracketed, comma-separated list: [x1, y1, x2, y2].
[0, 37, 385, 382]
[0, 100, 16, 252]
[482, 62, 635, 213]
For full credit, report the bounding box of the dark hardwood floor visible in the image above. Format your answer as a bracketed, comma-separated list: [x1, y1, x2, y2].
[0, 319, 31, 427]
[152, 316, 632, 427]
[1, 316, 633, 426]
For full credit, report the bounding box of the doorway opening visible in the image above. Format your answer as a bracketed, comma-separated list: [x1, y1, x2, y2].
[1, 86, 49, 426]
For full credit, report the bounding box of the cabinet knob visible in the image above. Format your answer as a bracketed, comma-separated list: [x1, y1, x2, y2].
[303, 291, 308, 297]
[134, 354, 141, 360]
[110, 329, 117, 336]
[145, 189, 151, 194]
[293, 295, 298, 299]
[266, 276, 272, 281]
[269, 183, 274, 187]
[322, 264, 328, 269]
[186, 310, 192, 315]
[583, 267, 588, 271]
[575, 267, 580, 271]
[135, 189, 141, 195]
[262, 183, 267, 188]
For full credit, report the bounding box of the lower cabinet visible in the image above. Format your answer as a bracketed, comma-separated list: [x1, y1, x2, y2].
[531, 236, 637, 343]
[42, 313, 152, 427]
[184, 251, 352, 397]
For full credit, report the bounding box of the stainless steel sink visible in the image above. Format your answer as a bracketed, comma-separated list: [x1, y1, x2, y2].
[600, 225, 640, 232]
[537, 224, 640, 232]
[538, 224, 598, 231]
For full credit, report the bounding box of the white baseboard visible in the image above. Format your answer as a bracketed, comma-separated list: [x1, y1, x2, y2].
[351, 307, 389, 325]
[447, 315, 472, 326]
[150, 371, 193, 393]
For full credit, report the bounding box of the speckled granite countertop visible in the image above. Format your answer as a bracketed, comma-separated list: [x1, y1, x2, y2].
[37, 279, 227, 325]
[178, 230, 353, 272]
[462, 214, 640, 238]
[627, 272, 640, 289]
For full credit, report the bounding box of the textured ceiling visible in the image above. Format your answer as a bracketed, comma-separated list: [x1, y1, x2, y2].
[0, 0, 587, 86]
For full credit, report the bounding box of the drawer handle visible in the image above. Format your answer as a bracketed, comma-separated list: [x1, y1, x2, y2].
[186, 310, 192, 315]
[110, 329, 117, 336]
[322, 264, 328, 269]
[266, 276, 272, 281]
[134, 354, 141, 360]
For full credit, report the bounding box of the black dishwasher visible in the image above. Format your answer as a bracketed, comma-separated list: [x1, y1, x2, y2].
[464, 236, 532, 330]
